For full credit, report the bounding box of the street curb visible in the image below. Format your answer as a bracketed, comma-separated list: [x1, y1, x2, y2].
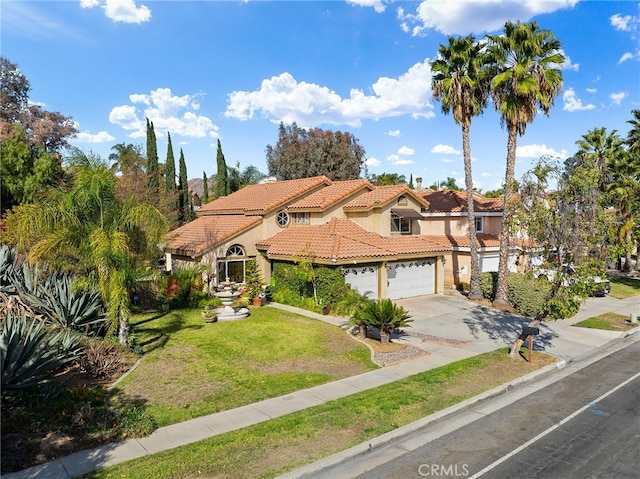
[279, 332, 640, 479]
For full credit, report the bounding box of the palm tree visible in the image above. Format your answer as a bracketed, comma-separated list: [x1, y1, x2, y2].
[5, 149, 168, 345]
[431, 35, 489, 301]
[486, 21, 565, 307]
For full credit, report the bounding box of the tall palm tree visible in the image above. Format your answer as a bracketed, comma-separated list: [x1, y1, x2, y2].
[486, 21, 565, 307]
[6, 149, 168, 345]
[431, 35, 489, 300]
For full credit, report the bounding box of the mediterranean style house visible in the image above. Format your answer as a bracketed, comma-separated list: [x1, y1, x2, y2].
[163, 176, 516, 299]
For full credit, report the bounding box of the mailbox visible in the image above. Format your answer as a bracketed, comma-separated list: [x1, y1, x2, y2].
[522, 326, 540, 336]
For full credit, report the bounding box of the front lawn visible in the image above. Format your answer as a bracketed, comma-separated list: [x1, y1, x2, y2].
[82, 349, 557, 479]
[572, 312, 638, 332]
[110, 306, 375, 427]
[609, 276, 640, 299]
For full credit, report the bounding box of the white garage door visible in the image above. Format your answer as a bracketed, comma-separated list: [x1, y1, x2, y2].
[342, 266, 379, 299]
[387, 260, 435, 299]
[479, 253, 499, 272]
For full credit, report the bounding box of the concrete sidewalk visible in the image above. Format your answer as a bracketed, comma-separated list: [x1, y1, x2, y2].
[5, 293, 639, 479]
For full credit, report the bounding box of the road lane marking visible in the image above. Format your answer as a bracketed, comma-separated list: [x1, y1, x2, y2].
[469, 370, 640, 479]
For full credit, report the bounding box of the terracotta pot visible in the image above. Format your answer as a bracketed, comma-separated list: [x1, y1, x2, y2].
[252, 297, 263, 307]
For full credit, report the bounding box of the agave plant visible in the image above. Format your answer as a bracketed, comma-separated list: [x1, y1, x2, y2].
[359, 298, 413, 344]
[24, 271, 106, 335]
[0, 313, 84, 394]
[0, 245, 26, 294]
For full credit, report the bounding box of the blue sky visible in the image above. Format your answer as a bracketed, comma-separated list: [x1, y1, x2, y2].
[2, 0, 639, 191]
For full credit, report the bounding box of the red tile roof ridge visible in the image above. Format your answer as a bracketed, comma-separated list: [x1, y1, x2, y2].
[344, 184, 429, 210]
[198, 175, 332, 215]
[288, 178, 374, 210]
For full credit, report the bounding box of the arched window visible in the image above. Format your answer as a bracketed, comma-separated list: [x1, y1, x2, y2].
[226, 245, 245, 257]
[218, 245, 248, 284]
[397, 195, 408, 206]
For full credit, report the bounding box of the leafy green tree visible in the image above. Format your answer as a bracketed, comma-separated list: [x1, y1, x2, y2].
[1, 57, 76, 212]
[431, 34, 490, 301]
[146, 118, 159, 192]
[3, 149, 168, 346]
[510, 156, 608, 356]
[429, 177, 461, 190]
[371, 172, 406, 185]
[239, 165, 266, 187]
[266, 122, 366, 180]
[0, 124, 61, 212]
[214, 139, 229, 198]
[486, 21, 565, 307]
[228, 161, 241, 194]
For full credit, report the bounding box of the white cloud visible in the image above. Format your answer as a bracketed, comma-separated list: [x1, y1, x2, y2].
[225, 60, 434, 128]
[562, 88, 595, 112]
[346, 0, 387, 13]
[73, 130, 115, 143]
[610, 13, 637, 32]
[516, 144, 568, 159]
[618, 52, 636, 64]
[441, 158, 456, 163]
[398, 146, 415, 155]
[387, 154, 414, 166]
[561, 52, 579, 71]
[397, 0, 578, 36]
[586, 88, 597, 94]
[387, 129, 400, 137]
[431, 144, 460, 155]
[610, 91, 628, 105]
[80, 0, 151, 24]
[109, 87, 219, 139]
[481, 171, 492, 177]
[365, 156, 382, 167]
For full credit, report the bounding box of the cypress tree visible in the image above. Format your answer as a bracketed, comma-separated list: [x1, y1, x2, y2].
[165, 132, 177, 210]
[146, 118, 159, 191]
[202, 171, 209, 204]
[178, 148, 190, 224]
[214, 139, 228, 198]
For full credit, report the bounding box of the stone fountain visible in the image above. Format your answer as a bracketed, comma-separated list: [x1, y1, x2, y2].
[211, 278, 250, 321]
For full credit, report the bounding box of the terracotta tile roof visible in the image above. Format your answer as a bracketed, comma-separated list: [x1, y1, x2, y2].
[422, 190, 503, 213]
[165, 215, 262, 256]
[421, 234, 501, 248]
[197, 176, 331, 216]
[256, 218, 450, 263]
[344, 185, 430, 210]
[288, 179, 374, 210]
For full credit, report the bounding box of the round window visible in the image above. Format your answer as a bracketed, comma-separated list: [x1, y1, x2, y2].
[277, 210, 290, 227]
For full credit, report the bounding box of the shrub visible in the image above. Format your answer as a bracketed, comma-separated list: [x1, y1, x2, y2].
[506, 273, 550, 318]
[78, 340, 127, 380]
[358, 299, 413, 343]
[479, 272, 498, 301]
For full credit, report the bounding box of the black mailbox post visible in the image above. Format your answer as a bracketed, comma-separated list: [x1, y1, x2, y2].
[520, 325, 540, 362]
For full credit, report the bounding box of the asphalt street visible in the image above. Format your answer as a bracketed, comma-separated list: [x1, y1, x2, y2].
[345, 338, 640, 479]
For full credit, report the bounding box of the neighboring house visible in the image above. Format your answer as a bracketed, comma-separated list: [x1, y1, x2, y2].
[164, 176, 449, 299]
[419, 189, 518, 288]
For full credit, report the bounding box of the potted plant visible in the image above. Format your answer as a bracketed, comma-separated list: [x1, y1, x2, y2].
[244, 258, 264, 307]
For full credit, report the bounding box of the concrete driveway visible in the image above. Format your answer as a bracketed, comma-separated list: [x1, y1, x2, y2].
[393, 292, 637, 360]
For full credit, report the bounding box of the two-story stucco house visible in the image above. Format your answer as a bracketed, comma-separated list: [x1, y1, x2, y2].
[164, 176, 452, 299]
[163, 176, 516, 299]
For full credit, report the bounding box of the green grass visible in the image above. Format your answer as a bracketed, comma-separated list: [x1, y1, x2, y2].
[110, 306, 375, 427]
[82, 349, 556, 479]
[572, 312, 637, 331]
[609, 276, 640, 299]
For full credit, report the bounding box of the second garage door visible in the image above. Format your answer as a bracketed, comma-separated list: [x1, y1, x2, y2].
[387, 259, 435, 299]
